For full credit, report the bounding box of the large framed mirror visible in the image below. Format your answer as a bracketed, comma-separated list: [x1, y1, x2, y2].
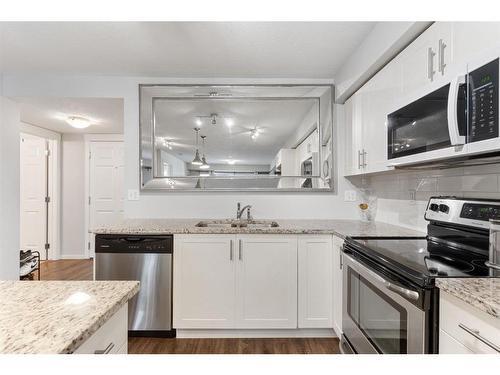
[140, 84, 334, 191]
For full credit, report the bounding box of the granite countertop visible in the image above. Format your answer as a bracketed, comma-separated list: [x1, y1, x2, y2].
[0, 280, 139, 354]
[436, 278, 500, 320]
[92, 218, 424, 239]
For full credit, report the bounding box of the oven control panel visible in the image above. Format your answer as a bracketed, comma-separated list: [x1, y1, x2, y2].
[425, 197, 500, 229]
[468, 58, 499, 143]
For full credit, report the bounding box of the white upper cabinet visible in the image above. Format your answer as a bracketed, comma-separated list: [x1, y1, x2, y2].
[298, 236, 333, 329]
[453, 22, 500, 69]
[400, 23, 454, 98]
[173, 235, 236, 329]
[235, 235, 298, 329]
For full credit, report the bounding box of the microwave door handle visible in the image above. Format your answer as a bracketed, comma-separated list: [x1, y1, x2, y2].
[447, 75, 466, 146]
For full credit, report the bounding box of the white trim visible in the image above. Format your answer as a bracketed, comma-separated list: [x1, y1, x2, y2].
[84, 135, 123, 258]
[20, 131, 61, 260]
[176, 328, 336, 339]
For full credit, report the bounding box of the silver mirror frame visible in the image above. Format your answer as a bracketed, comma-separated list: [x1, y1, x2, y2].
[139, 84, 335, 192]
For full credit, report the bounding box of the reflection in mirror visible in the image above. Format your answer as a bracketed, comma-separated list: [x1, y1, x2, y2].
[140, 85, 333, 191]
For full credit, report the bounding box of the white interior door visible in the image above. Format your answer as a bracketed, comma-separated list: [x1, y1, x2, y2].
[20, 135, 48, 260]
[89, 141, 124, 256]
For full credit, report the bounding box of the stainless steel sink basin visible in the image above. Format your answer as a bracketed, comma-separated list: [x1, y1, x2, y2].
[195, 219, 279, 228]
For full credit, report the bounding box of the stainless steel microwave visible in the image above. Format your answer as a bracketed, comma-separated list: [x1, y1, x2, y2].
[388, 58, 499, 164]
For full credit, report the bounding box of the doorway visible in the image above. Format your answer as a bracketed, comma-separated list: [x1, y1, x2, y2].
[19, 133, 59, 261]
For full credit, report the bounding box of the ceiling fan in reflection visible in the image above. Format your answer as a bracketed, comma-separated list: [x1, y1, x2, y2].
[194, 90, 233, 98]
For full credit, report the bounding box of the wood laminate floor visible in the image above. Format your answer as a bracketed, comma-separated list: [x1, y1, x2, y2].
[39, 258, 340, 354]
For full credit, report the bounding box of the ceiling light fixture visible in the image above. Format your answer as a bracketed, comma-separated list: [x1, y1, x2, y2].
[66, 116, 91, 129]
[225, 118, 234, 127]
[196, 118, 202, 126]
[191, 128, 203, 165]
[227, 157, 236, 165]
[250, 128, 260, 140]
[199, 135, 210, 170]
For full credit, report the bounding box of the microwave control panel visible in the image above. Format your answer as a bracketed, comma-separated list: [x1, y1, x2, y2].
[469, 58, 499, 143]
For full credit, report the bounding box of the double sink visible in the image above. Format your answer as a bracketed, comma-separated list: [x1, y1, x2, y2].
[195, 219, 280, 229]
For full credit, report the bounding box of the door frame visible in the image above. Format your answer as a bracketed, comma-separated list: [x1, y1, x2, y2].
[20, 123, 61, 260]
[84, 134, 124, 258]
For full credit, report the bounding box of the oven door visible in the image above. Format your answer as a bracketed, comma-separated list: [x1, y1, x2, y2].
[342, 253, 426, 354]
[387, 80, 467, 165]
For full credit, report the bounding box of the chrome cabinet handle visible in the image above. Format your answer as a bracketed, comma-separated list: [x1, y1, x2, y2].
[230, 240, 234, 261]
[362, 149, 367, 168]
[94, 342, 114, 354]
[239, 239, 243, 260]
[428, 47, 436, 82]
[357, 150, 362, 169]
[438, 39, 446, 75]
[458, 323, 500, 353]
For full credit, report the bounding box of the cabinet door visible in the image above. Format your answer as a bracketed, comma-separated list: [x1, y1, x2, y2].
[453, 22, 500, 70]
[401, 23, 454, 96]
[235, 235, 298, 328]
[361, 61, 401, 174]
[298, 236, 333, 328]
[344, 93, 365, 176]
[332, 236, 344, 337]
[173, 235, 236, 329]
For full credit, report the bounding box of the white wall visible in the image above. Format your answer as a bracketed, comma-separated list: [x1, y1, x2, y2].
[60, 133, 86, 258]
[335, 22, 432, 103]
[0, 96, 20, 279]
[3, 76, 364, 221]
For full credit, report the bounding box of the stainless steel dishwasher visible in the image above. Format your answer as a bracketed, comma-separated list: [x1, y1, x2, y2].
[95, 234, 175, 337]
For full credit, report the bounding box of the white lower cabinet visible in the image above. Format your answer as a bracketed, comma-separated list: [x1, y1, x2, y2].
[236, 235, 298, 328]
[332, 236, 344, 337]
[174, 234, 298, 330]
[439, 291, 500, 354]
[298, 236, 333, 328]
[74, 304, 128, 354]
[173, 235, 236, 328]
[174, 234, 337, 332]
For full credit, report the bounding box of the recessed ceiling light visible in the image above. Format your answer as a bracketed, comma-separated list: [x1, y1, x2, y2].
[227, 159, 236, 165]
[196, 118, 202, 126]
[66, 116, 91, 129]
[225, 118, 234, 127]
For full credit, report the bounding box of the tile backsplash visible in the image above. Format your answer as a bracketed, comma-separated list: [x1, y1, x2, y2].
[348, 163, 500, 232]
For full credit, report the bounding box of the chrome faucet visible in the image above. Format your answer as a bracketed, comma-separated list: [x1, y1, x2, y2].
[236, 202, 252, 220]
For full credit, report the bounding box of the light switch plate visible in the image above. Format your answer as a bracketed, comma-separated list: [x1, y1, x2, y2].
[344, 190, 357, 202]
[127, 189, 140, 201]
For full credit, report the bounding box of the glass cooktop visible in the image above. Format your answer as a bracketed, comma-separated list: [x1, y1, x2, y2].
[345, 236, 496, 287]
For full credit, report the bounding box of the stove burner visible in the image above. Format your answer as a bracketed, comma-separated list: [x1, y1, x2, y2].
[425, 255, 475, 273]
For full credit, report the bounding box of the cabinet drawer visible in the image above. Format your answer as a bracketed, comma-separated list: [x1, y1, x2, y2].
[74, 304, 128, 354]
[439, 329, 474, 354]
[440, 292, 500, 354]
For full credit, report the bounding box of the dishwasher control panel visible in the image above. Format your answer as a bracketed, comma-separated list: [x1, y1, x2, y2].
[95, 234, 173, 253]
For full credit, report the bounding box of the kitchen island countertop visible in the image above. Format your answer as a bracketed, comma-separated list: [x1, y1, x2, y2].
[0, 280, 139, 354]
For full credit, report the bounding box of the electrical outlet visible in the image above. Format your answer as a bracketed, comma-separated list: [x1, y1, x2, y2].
[344, 190, 357, 202]
[127, 189, 140, 201]
[409, 189, 416, 201]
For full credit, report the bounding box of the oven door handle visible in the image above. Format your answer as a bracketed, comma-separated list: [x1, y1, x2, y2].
[447, 74, 466, 146]
[344, 254, 420, 302]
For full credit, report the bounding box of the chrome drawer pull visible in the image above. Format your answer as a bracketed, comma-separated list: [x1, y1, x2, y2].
[458, 323, 500, 353]
[94, 342, 115, 354]
[230, 240, 234, 261]
[239, 239, 243, 260]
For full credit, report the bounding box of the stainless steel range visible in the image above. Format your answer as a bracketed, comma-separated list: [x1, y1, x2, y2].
[341, 197, 500, 354]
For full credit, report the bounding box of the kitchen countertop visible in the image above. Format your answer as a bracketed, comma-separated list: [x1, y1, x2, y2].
[92, 219, 425, 239]
[0, 280, 139, 354]
[436, 278, 500, 320]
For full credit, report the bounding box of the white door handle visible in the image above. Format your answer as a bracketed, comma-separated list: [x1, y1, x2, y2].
[447, 75, 466, 146]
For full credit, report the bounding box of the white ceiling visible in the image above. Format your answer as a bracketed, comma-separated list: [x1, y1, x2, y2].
[155, 98, 317, 165]
[16, 97, 124, 134]
[0, 22, 375, 78]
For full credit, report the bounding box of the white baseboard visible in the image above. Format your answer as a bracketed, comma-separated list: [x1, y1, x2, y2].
[60, 254, 90, 260]
[176, 328, 337, 339]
